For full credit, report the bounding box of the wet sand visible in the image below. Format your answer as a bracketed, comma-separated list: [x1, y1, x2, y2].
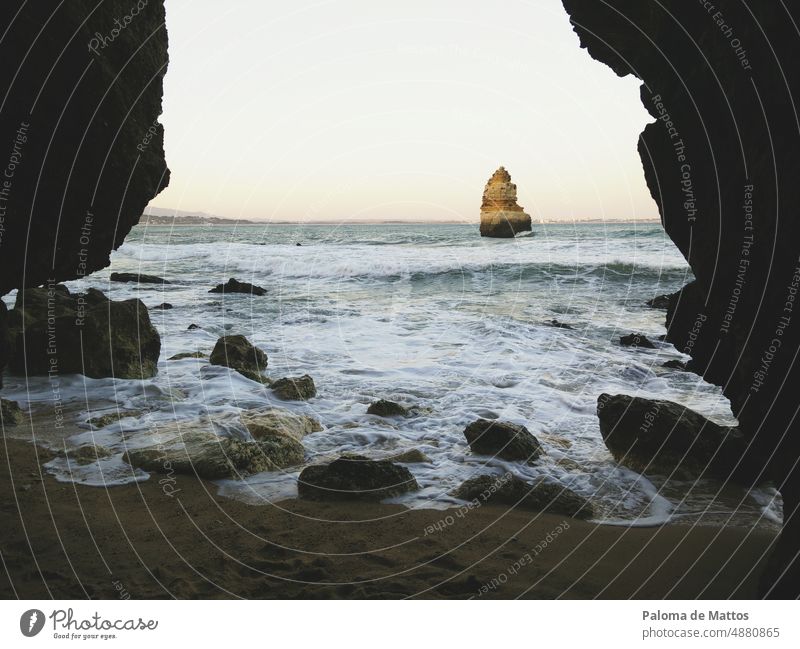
[0, 438, 777, 599]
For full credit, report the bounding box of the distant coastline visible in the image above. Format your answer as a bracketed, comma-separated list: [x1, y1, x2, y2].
[139, 212, 662, 226]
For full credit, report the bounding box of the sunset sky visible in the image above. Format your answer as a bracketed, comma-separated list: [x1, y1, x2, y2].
[150, 0, 655, 222]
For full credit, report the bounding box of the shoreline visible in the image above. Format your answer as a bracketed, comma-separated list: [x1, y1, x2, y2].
[0, 437, 777, 599]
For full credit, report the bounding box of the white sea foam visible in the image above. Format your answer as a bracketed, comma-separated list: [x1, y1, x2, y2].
[3, 223, 778, 527]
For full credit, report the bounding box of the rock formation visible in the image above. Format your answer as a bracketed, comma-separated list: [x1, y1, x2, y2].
[479, 167, 532, 238]
[0, 1, 170, 296]
[8, 286, 160, 379]
[562, 0, 800, 596]
[463, 419, 544, 464]
[298, 455, 419, 501]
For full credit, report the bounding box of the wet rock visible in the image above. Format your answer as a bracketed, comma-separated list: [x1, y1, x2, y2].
[619, 333, 656, 349]
[241, 408, 322, 443]
[124, 430, 303, 480]
[597, 393, 753, 482]
[463, 419, 544, 464]
[110, 272, 169, 284]
[272, 375, 316, 401]
[646, 294, 673, 309]
[10, 290, 160, 379]
[209, 335, 268, 380]
[387, 449, 431, 464]
[452, 474, 593, 519]
[479, 167, 532, 238]
[544, 319, 573, 329]
[152, 303, 173, 310]
[57, 444, 112, 465]
[367, 399, 409, 417]
[187, 324, 201, 330]
[662, 359, 687, 371]
[209, 278, 266, 296]
[298, 455, 419, 501]
[1, 398, 25, 426]
[87, 410, 143, 428]
[168, 351, 208, 361]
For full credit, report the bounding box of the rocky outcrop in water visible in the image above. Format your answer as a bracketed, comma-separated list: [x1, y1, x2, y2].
[463, 419, 544, 463]
[272, 375, 316, 401]
[209, 278, 266, 296]
[597, 394, 755, 483]
[479, 167, 532, 238]
[562, 0, 800, 596]
[110, 273, 169, 285]
[8, 286, 160, 379]
[209, 335, 268, 382]
[0, 1, 169, 297]
[367, 399, 409, 417]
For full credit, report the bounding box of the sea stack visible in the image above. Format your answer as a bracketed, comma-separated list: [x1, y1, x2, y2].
[479, 167, 532, 238]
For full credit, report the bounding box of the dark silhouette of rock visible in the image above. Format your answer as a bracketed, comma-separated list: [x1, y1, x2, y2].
[367, 399, 409, 417]
[544, 319, 573, 329]
[619, 333, 656, 349]
[209, 335, 268, 381]
[298, 455, 419, 501]
[209, 278, 266, 296]
[597, 394, 755, 483]
[479, 167, 532, 238]
[272, 375, 316, 401]
[110, 272, 169, 285]
[662, 360, 687, 371]
[152, 303, 173, 310]
[8, 287, 160, 379]
[452, 474, 593, 519]
[562, 0, 800, 596]
[463, 419, 544, 464]
[646, 294, 673, 309]
[0, 2, 169, 296]
[187, 324, 201, 330]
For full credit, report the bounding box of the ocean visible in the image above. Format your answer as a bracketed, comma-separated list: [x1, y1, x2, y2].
[1, 222, 782, 528]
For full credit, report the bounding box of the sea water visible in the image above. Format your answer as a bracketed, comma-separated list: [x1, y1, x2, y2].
[0, 222, 782, 527]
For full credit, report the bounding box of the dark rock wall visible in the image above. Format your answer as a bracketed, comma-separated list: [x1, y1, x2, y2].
[562, 0, 800, 595]
[0, 0, 169, 296]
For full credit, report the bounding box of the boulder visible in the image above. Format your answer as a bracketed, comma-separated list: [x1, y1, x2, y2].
[597, 393, 754, 481]
[619, 333, 656, 349]
[240, 408, 322, 443]
[387, 448, 431, 464]
[187, 324, 201, 330]
[479, 167, 532, 238]
[463, 419, 544, 463]
[168, 351, 208, 361]
[124, 429, 303, 480]
[209, 278, 266, 296]
[209, 335, 268, 380]
[110, 272, 169, 284]
[662, 359, 687, 371]
[9, 288, 161, 379]
[152, 303, 173, 310]
[1, 399, 25, 426]
[272, 375, 316, 401]
[57, 444, 112, 465]
[452, 474, 593, 519]
[87, 410, 143, 428]
[367, 399, 409, 417]
[298, 455, 419, 501]
[646, 294, 673, 309]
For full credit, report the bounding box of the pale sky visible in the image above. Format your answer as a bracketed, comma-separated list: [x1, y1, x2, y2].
[150, 0, 655, 222]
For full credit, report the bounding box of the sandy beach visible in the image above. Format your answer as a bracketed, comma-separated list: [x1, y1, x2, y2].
[0, 437, 776, 600]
